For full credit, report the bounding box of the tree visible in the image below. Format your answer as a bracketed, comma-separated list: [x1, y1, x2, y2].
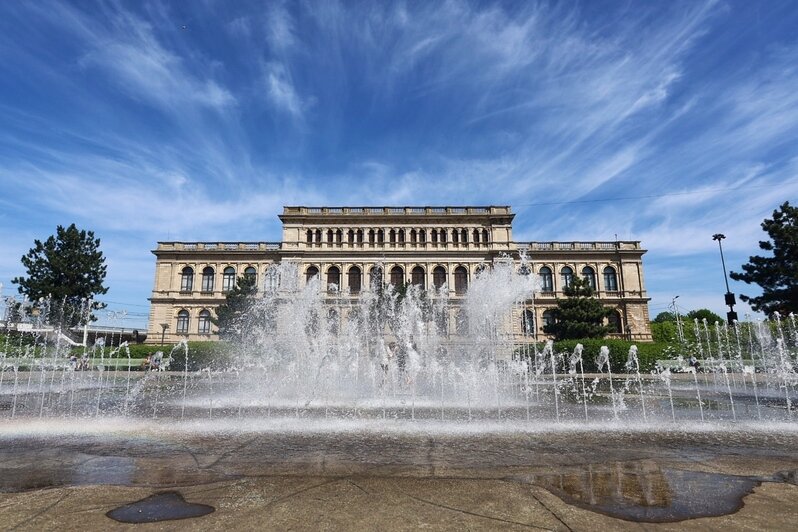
[686, 308, 723, 324]
[12, 224, 107, 326]
[653, 311, 679, 323]
[213, 275, 258, 340]
[730, 202, 798, 316]
[543, 276, 613, 340]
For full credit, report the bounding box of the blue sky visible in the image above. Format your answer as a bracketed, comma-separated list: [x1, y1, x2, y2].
[1, 0, 797, 328]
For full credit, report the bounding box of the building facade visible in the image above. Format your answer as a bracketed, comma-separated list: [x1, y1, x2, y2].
[147, 206, 652, 343]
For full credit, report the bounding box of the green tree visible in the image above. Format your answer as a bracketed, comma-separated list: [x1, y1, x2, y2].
[12, 224, 107, 326]
[653, 311, 679, 323]
[212, 275, 258, 341]
[543, 276, 613, 340]
[686, 308, 723, 324]
[730, 202, 798, 316]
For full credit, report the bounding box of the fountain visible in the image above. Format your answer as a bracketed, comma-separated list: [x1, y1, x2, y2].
[3, 263, 798, 525]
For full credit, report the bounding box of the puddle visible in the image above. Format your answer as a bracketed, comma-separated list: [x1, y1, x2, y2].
[106, 491, 215, 523]
[517, 460, 776, 522]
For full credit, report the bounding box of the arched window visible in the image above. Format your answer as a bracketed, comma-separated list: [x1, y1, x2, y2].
[398, 229, 405, 244]
[522, 309, 535, 334]
[201, 267, 214, 292]
[327, 266, 340, 292]
[370, 266, 383, 290]
[582, 266, 596, 289]
[461, 229, 468, 243]
[306, 265, 319, 283]
[335, 229, 342, 244]
[327, 229, 334, 243]
[411, 266, 425, 288]
[454, 266, 468, 294]
[561, 266, 574, 289]
[315, 229, 322, 244]
[348, 229, 355, 244]
[539, 267, 553, 293]
[244, 266, 257, 286]
[542, 309, 556, 329]
[389, 229, 396, 244]
[410, 229, 417, 244]
[431, 229, 438, 243]
[356, 229, 363, 244]
[348, 266, 362, 294]
[608, 310, 623, 333]
[603, 266, 618, 291]
[452, 229, 459, 244]
[473, 228, 480, 243]
[222, 267, 236, 292]
[390, 266, 404, 287]
[440, 229, 447, 243]
[377, 229, 384, 244]
[368, 229, 375, 244]
[482, 229, 489, 243]
[306, 230, 313, 244]
[180, 267, 194, 292]
[176, 309, 190, 334]
[419, 229, 426, 244]
[433, 266, 447, 289]
[198, 309, 211, 334]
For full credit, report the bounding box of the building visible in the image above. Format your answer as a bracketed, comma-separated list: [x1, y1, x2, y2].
[147, 206, 652, 343]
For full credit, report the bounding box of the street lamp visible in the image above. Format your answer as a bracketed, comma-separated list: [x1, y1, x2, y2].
[160, 322, 169, 346]
[672, 295, 684, 345]
[712, 233, 738, 324]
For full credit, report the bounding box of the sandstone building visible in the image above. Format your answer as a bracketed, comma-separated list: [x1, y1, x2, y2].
[147, 206, 652, 343]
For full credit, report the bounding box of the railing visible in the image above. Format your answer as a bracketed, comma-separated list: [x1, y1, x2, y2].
[157, 242, 282, 251]
[523, 241, 640, 251]
[282, 206, 513, 215]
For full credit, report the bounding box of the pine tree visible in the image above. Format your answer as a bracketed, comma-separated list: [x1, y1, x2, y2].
[730, 202, 798, 316]
[212, 275, 258, 341]
[12, 224, 108, 326]
[543, 276, 612, 340]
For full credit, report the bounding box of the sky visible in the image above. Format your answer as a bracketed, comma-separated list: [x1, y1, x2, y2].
[1, 0, 797, 329]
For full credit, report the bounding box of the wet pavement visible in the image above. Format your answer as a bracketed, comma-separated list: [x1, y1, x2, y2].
[1, 422, 798, 529]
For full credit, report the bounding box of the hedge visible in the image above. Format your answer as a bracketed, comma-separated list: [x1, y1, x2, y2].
[68, 341, 234, 372]
[517, 338, 670, 373]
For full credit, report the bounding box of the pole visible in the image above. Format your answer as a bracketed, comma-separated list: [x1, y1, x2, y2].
[712, 234, 738, 324]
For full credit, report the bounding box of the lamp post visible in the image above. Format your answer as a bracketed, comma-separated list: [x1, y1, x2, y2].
[672, 295, 684, 345]
[160, 323, 169, 346]
[712, 234, 738, 324]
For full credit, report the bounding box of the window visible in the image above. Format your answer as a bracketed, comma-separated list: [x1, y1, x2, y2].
[180, 267, 194, 292]
[356, 229, 363, 244]
[315, 229, 322, 244]
[335, 229, 342, 244]
[410, 229, 417, 244]
[539, 267, 553, 293]
[452, 229, 459, 244]
[370, 266, 383, 290]
[198, 310, 211, 334]
[201, 267, 214, 292]
[222, 267, 236, 292]
[306, 230, 313, 244]
[398, 229, 405, 244]
[306, 265, 319, 283]
[348, 266, 362, 294]
[390, 266, 404, 287]
[461, 229, 468, 243]
[419, 229, 426, 244]
[266, 268, 280, 292]
[378, 229, 384, 244]
[433, 266, 447, 289]
[244, 267, 257, 286]
[327, 266, 341, 292]
[389, 229, 396, 244]
[522, 309, 535, 334]
[411, 266, 425, 288]
[431, 229, 438, 243]
[603, 266, 618, 291]
[348, 229, 355, 244]
[327, 229, 334, 243]
[368, 229, 375, 244]
[454, 266, 468, 294]
[581, 266, 596, 289]
[176, 309, 190, 334]
[561, 266, 574, 289]
[542, 309, 555, 328]
[440, 229, 447, 243]
[608, 310, 623, 333]
[482, 229, 489, 243]
[473, 229, 480, 243]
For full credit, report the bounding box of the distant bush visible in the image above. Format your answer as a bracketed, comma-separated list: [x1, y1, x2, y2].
[68, 341, 234, 371]
[517, 339, 668, 373]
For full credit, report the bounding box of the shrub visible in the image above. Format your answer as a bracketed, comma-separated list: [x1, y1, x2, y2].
[552, 338, 667, 372]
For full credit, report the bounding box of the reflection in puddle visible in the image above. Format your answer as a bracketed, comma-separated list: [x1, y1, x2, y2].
[518, 460, 763, 522]
[106, 491, 215, 523]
